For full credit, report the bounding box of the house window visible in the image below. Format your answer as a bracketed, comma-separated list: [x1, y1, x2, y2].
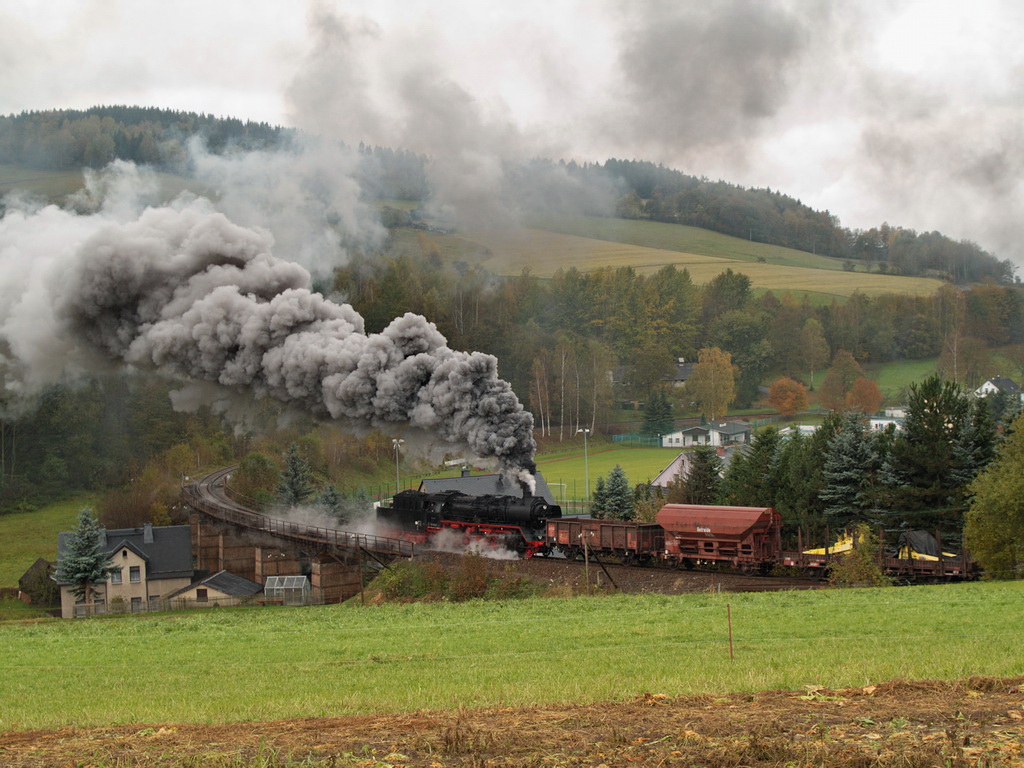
[129, 566, 141, 583]
[110, 569, 122, 585]
[196, 588, 208, 603]
[130, 597, 142, 613]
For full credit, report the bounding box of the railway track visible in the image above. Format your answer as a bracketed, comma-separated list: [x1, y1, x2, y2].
[534, 550, 822, 592]
[182, 466, 416, 559]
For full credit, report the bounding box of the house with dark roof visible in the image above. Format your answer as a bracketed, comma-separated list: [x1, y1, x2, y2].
[419, 469, 559, 504]
[660, 420, 752, 449]
[56, 522, 195, 618]
[974, 377, 1023, 400]
[650, 447, 737, 488]
[161, 570, 263, 608]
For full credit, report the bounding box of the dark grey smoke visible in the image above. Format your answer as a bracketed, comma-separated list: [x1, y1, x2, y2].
[0, 190, 537, 481]
[608, 0, 820, 164]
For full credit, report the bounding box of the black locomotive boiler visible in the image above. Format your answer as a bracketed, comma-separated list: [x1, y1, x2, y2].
[377, 489, 562, 557]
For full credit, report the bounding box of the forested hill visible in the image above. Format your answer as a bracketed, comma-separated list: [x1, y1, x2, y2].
[563, 158, 1013, 285]
[0, 106, 1013, 285]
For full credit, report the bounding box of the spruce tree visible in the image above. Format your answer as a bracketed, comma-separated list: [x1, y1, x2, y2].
[720, 428, 782, 507]
[818, 412, 879, 528]
[54, 508, 117, 605]
[319, 484, 343, 522]
[590, 476, 608, 519]
[641, 389, 674, 437]
[672, 446, 722, 504]
[603, 464, 634, 520]
[276, 444, 315, 508]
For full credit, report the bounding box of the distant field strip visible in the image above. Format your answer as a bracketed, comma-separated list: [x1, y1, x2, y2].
[458, 228, 944, 298]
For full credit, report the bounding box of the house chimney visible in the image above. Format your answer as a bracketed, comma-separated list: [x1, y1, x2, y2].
[143, 522, 154, 544]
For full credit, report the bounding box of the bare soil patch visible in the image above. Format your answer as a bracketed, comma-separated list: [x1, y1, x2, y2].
[1, 677, 1021, 766]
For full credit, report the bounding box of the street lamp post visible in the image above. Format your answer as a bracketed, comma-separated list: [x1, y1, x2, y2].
[576, 428, 590, 502]
[392, 438, 404, 497]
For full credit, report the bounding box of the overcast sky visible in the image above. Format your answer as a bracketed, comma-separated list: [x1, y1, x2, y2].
[3, 0, 1023, 264]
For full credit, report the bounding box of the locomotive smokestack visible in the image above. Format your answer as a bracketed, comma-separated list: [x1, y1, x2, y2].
[518, 459, 537, 499]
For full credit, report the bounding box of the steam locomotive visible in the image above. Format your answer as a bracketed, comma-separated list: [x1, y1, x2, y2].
[377, 489, 562, 557]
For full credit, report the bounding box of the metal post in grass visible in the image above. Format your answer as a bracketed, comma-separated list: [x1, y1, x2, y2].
[727, 603, 734, 661]
[576, 428, 590, 501]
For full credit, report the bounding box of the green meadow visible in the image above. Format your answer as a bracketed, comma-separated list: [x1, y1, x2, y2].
[1, 581, 1020, 730]
[524, 211, 849, 270]
[0, 163, 207, 204]
[450, 225, 943, 299]
[0, 496, 93, 588]
[0, 164, 86, 199]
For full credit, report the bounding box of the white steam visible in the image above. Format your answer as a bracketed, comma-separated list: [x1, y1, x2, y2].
[425, 527, 521, 560]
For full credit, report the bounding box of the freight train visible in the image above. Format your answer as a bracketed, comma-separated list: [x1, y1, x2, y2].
[376, 491, 974, 580]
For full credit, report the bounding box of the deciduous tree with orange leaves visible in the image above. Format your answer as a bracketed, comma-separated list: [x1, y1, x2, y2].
[767, 377, 808, 416]
[846, 376, 883, 414]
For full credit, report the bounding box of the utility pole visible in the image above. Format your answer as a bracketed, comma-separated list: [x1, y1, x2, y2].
[576, 428, 591, 502]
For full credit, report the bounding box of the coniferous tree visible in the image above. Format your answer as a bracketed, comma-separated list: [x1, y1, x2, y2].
[983, 388, 1022, 430]
[603, 464, 634, 520]
[879, 375, 992, 533]
[341, 487, 374, 524]
[670, 446, 722, 504]
[276, 444, 315, 508]
[720, 428, 782, 507]
[641, 388, 673, 437]
[53, 508, 117, 605]
[319, 484, 342, 522]
[950, 398, 996, 489]
[775, 431, 821, 536]
[590, 476, 608, 519]
[818, 412, 880, 528]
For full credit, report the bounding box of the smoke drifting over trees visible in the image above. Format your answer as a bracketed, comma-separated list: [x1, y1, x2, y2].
[0, 164, 536, 481]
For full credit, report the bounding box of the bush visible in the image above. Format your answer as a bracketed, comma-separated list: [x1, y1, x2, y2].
[367, 556, 542, 604]
[371, 560, 432, 600]
[828, 525, 893, 587]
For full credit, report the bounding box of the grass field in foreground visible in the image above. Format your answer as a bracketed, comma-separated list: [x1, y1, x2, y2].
[1, 581, 1020, 730]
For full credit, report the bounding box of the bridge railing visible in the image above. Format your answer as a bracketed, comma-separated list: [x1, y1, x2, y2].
[182, 478, 416, 558]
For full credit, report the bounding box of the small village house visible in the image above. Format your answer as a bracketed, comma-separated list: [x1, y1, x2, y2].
[55, 522, 194, 618]
[660, 420, 752, 448]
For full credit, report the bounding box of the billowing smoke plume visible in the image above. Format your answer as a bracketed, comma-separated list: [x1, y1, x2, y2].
[0, 168, 537, 480]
